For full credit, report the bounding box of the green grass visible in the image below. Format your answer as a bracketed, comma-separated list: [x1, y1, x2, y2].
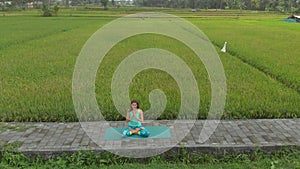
[0, 9, 300, 121]
[0, 16, 112, 121]
[0, 148, 300, 168]
[188, 17, 300, 93]
[97, 34, 300, 120]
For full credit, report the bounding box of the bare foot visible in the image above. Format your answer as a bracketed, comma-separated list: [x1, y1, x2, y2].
[130, 128, 141, 134]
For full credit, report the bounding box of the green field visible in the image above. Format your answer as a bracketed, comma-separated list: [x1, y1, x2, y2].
[0, 8, 299, 122]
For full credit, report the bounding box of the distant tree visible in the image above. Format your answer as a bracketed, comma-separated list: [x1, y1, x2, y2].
[41, 3, 52, 16]
[189, 0, 195, 8]
[1, 0, 5, 11]
[40, 2, 59, 16]
[198, 0, 209, 9]
[269, 0, 279, 10]
[133, 0, 145, 6]
[53, 3, 59, 16]
[70, 0, 81, 6]
[250, 0, 260, 9]
[259, 0, 270, 10]
[239, 0, 246, 11]
[100, 0, 108, 9]
[219, 0, 225, 9]
[130, 0, 299, 11]
[224, 0, 238, 9]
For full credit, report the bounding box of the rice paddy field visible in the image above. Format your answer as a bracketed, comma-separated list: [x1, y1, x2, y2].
[0, 8, 299, 122]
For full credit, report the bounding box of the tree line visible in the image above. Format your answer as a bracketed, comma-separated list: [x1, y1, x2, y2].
[1, 0, 299, 13]
[134, 0, 299, 13]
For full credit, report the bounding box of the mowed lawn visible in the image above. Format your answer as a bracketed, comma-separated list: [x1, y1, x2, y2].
[0, 11, 299, 122]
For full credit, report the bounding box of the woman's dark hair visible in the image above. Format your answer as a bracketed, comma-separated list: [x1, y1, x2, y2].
[131, 100, 140, 109]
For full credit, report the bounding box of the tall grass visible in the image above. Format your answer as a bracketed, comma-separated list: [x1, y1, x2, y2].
[0, 147, 299, 168]
[0, 17, 111, 121]
[0, 10, 299, 121]
[96, 34, 300, 120]
[189, 17, 300, 93]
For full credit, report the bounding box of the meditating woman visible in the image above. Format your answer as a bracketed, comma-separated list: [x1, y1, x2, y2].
[123, 100, 150, 137]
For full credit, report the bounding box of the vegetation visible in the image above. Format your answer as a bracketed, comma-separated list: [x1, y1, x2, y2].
[0, 16, 111, 122]
[0, 7, 299, 168]
[0, 147, 300, 168]
[189, 17, 300, 93]
[1, 0, 300, 14]
[96, 33, 300, 120]
[100, 0, 109, 10]
[0, 9, 299, 122]
[41, 3, 60, 17]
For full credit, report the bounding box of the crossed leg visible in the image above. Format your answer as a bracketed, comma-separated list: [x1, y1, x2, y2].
[129, 128, 141, 134]
[123, 127, 149, 137]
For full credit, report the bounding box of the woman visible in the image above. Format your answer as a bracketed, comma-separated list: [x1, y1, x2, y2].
[123, 100, 150, 137]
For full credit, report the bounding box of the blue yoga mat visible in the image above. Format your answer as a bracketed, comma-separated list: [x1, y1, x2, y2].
[104, 126, 171, 140]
